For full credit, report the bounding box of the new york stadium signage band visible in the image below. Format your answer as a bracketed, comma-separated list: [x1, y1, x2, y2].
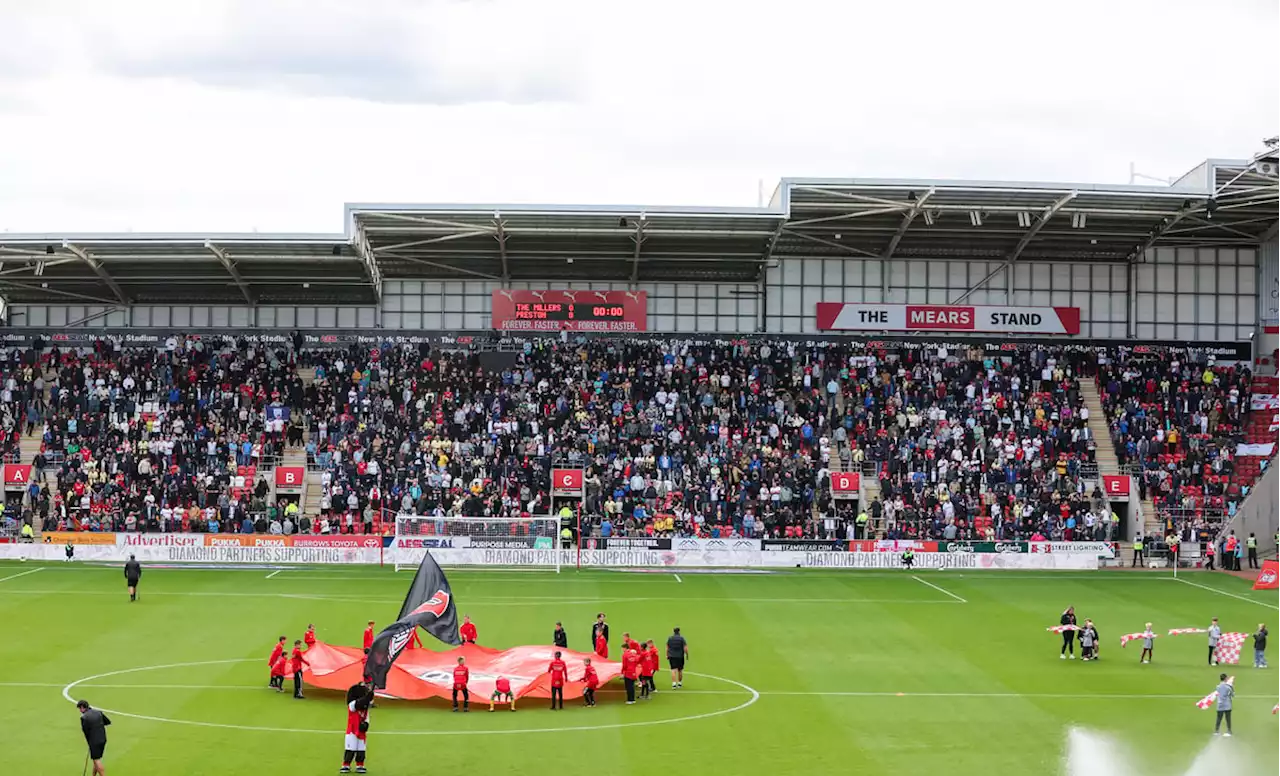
[815, 303, 1081, 335]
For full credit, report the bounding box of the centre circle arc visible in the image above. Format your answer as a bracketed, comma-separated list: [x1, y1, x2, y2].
[61, 658, 760, 736]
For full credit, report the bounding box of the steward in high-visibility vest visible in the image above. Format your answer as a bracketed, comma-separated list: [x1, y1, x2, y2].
[1132, 537, 1144, 568]
[1247, 533, 1259, 569]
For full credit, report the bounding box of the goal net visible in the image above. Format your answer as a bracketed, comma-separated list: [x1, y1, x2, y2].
[392, 514, 564, 572]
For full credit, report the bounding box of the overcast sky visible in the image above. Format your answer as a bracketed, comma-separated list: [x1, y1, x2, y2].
[0, 0, 1275, 234]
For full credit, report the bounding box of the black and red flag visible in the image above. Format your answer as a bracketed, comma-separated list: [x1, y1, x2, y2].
[365, 552, 461, 689]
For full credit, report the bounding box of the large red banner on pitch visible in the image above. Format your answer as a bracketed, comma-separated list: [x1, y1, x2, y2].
[492, 290, 647, 332]
[302, 641, 622, 701]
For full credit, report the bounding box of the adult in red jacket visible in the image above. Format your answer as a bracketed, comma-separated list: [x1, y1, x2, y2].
[547, 651, 568, 710]
[621, 645, 641, 705]
[460, 615, 478, 644]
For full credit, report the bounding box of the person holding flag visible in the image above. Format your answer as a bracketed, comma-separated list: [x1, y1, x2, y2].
[489, 676, 516, 712]
[621, 641, 641, 705]
[267, 636, 287, 688]
[642, 639, 660, 698]
[304, 624, 317, 650]
[341, 683, 372, 773]
[1212, 673, 1234, 736]
[548, 651, 568, 710]
[591, 613, 609, 655]
[363, 621, 376, 651]
[1059, 607, 1078, 660]
[364, 552, 462, 692]
[1208, 618, 1222, 666]
[1253, 623, 1268, 668]
[582, 657, 599, 707]
[290, 639, 310, 699]
[460, 615, 478, 644]
[452, 657, 470, 712]
[594, 628, 609, 660]
[1139, 623, 1155, 664]
[270, 649, 289, 692]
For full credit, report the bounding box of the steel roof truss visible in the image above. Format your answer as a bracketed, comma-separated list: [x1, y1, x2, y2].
[62, 241, 127, 305]
[882, 187, 936, 261]
[205, 242, 255, 305]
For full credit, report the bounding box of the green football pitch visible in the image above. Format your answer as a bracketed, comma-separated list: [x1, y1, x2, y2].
[2, 561, 1276, 776]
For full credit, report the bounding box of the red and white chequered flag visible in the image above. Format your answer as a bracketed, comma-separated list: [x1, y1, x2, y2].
[1047, 625, 1081, 634]
[1214, 633, 1249, 665]
[1167, 628, 1207, 636]
[1197, 676, 1234, 710]
[1120, 632, 1156, 648]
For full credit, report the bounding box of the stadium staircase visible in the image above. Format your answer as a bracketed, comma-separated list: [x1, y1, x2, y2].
[1079, 380, 1159, 537]
[296, 365, 317, 386]
[18, 431, 43, 469]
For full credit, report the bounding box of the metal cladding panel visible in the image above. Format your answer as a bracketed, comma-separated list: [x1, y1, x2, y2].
[1261, 235, 1278, 326]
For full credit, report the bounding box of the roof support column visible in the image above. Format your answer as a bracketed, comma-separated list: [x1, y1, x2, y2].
[629, 215, 647, 287]
[494, 215, 510, 285]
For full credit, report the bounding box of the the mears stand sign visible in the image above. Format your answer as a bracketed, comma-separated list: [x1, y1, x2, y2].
[815, 303, 1082, 335]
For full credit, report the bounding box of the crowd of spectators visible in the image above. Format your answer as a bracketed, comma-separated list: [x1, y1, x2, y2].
[1097, 350, 1251, 534]
[0, 335, 1256, 546]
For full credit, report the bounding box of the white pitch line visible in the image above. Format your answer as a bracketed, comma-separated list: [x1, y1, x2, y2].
[0, 568, 43, 584]
[2, 680, 1268, 702]
[1174, 577, 1279, 611]
[912, 575, 967, 603]
[674, 574, 682, 583]
[265, 570, 281, 579]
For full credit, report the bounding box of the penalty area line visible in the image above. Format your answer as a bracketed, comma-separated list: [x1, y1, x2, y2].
[0, 567, 43, 583]
[911, 575, 967, 603]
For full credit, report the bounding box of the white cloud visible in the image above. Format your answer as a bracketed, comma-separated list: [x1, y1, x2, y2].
[0, 0, 1275, 232]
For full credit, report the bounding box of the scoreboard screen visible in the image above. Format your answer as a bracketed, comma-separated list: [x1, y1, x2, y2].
[492, 291, 647, 332]
[511, 303, 627, 322]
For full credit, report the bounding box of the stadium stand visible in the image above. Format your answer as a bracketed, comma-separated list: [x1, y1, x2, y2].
[0, 150, 1275, 561]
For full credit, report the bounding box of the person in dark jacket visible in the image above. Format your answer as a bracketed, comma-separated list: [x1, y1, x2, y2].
[553, 621, 568, 649]
[77, 700, 111, 775]
[1253, 623, 1268, 669]
[124, 554, 142, 602]
[1060, 607, 1078, 660]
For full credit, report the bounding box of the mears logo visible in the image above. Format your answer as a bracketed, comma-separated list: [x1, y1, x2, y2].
[677, 539, 699, 550]
[733, 540, 755, 550]
[408, 590, 451, 619]
[706, 540, 726, 550]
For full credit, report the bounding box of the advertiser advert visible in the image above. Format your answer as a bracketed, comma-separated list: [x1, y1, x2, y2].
[42, 531, 118, 546]
[848, 539, 939, 553]
[763, 539, 844, 552]
[117, 533, 203, 548]
[674, 538, 761, 552]
[1027, 542, 1117, 558]
[2, 542, 1104, 570]
[391, 536, 472, 550]
[464, 537, 550, 550]
[587, 537, 672, 551]
[0, 542, 381, 564]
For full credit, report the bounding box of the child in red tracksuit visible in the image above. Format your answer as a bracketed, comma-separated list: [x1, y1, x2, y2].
[582, 658, 599, 707]
[270, 653, 289, 692]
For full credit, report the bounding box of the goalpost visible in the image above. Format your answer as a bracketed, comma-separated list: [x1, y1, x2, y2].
[392, 515, 563, 573]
